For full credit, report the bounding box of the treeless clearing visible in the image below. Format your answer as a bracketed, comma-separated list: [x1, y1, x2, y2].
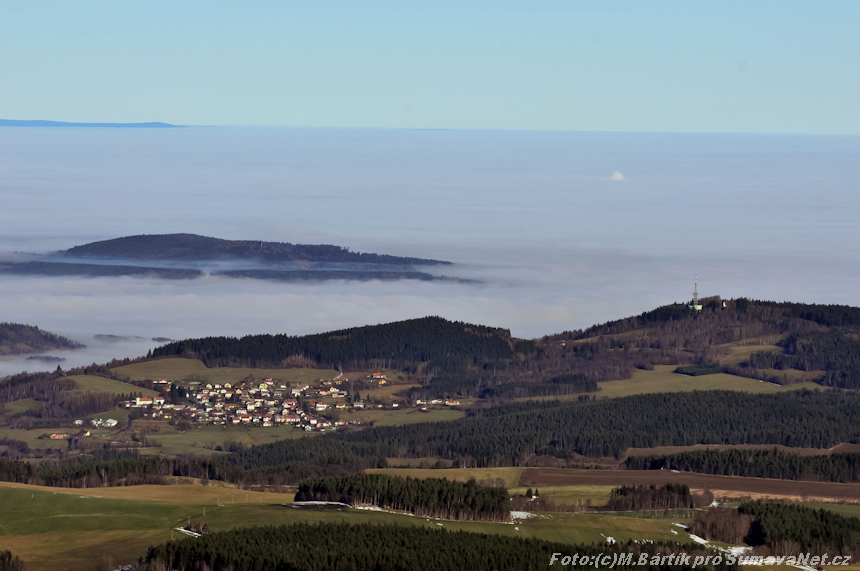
[67, 374, 158, 396]
[357, 382, 418, 400]
[368, 467, 523, 488]
[595, 365, 823, 399]
[508, 485, 615, 506]
[112, 358, 338, 385]
[717, 343, 783, 365]
[0, 481, 296, 504]
[518, 468, 860, 503]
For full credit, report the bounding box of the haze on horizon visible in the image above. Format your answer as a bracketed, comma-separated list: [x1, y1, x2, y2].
[1, 2, 859, 376]
[1, 126, 859, 377]
[0, 1, 858, 135]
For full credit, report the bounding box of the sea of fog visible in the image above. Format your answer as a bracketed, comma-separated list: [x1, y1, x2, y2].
[0, 126, 858, 376]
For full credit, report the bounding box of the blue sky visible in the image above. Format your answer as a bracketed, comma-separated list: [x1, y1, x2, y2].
[1, 1, 858, 133]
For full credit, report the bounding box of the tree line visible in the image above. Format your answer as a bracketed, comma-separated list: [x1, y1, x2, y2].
[693, 501, 860, 557]
[605, 484, 712, 512]
[295, 473, 511, 522]
[747, 330, 860, 389]
[626, 448, 860, 482]
[0, 551, 25, 571]
[738, 500, 860, 556]
[138, 522, 737, 571]
[151, 316, 516, 371]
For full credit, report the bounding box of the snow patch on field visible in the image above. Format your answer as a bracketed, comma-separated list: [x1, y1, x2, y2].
[511, 511, 536, 520]
[689, 535, 709, 545]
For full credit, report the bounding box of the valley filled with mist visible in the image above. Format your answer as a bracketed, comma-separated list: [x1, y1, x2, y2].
[1, 127, 858, 376]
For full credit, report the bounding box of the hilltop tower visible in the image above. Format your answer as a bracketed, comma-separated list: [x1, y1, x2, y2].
[689, 275, 703, 312]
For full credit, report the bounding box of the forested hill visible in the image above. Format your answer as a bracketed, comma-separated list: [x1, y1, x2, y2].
[220, 389, 860, 468]
[152, 316, 515, 370]
[63, 233, 449, 265]
[569, 298, 860, 341]
[0, 323, 84, 356]
[151, 298, 860, 389]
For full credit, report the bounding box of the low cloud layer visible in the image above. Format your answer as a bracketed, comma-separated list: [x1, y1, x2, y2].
[3, 248, 860, 377]
[1, 128, 859, 376]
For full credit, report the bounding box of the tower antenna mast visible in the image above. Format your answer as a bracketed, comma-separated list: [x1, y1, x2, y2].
[689, 275, 702, 312]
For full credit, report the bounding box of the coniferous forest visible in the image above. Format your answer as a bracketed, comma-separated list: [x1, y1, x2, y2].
[152, 316, 515, 371]
[139, 523, 736, 571]
[626, 448, 860, 482]
[693, 501, 860, 557]
[605, 484, 711, 511]
[295, 473, 511, 521]
[4, 389, 860, 489]
[221, 390, 860, 471]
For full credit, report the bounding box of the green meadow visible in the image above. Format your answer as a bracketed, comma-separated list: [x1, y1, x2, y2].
[0, 482, 681, 571]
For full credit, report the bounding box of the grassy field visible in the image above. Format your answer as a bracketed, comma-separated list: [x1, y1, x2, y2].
[367, 407, 465, 426]
[134, 422, 313, 456]
[508, 485, 615, 506]
[0, 427, 74, 450]
[357, 382, 417, 400]
[3, 398, 38, 414]
[717, 343, 783, 365]
[0, 376, 153, 421]
[112, 358, 339, 386]
[68, 374, 158, 397]
[595, 365, 824, 399]
[0, 481, 680, 571]
[803, 502, 860, 519]
[519, 468, 860, 503]
[368, 467, 523, 488]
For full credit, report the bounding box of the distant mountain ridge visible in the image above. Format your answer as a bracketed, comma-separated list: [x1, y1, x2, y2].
[63, 233, 449, 266]
[0, 119, 182, 128]
[0, 323, 84, 356]
[0, 234, 460, 283]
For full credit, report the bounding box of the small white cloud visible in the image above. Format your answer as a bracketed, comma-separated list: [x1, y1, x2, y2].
[610, 171, 625, 181]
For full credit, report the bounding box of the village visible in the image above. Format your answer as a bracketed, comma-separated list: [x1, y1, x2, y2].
[118, 373, 461, 432]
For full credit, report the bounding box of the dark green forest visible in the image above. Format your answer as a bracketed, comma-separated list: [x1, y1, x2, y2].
[738, 500, 860, 555]
[605, 484, 711, 511]
[152, 316, 515, 370]
[626, 448, 860, 482]
[6, 389, 859, 489]
[222, 390, 860, 472]
[747, 330, 860, 388]
[0, 322, 83, 353]
[139, 522, 736, 571]
[694, 501, 860, 557]
[295, 473, 511, 521]
[4, 389, 860, 489]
